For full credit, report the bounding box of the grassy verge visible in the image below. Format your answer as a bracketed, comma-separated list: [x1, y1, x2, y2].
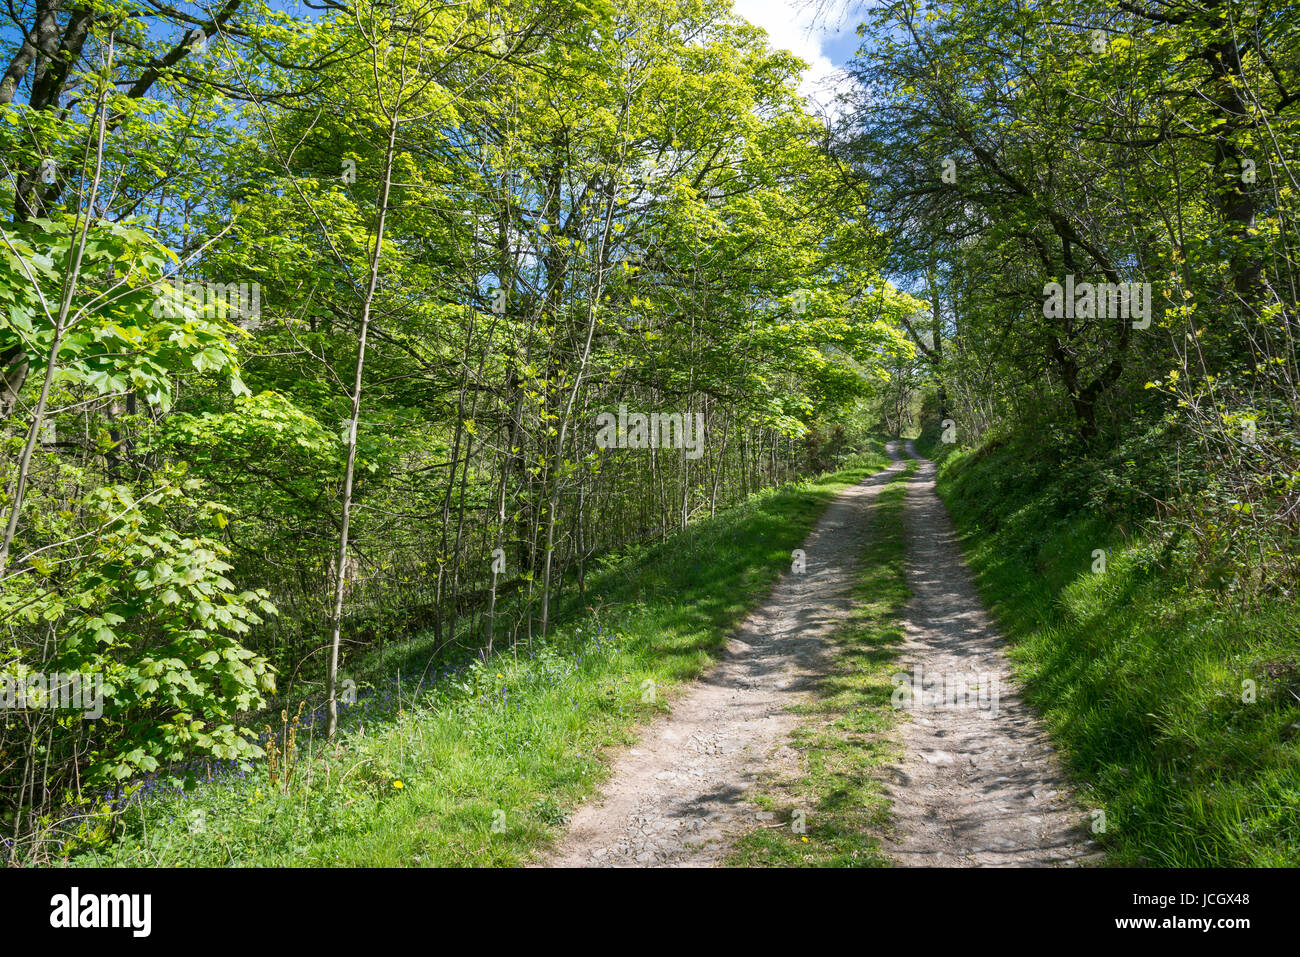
[74, 447, 891, 867]
[927, 433, 1300, 866]
[728, 460, 915, 867]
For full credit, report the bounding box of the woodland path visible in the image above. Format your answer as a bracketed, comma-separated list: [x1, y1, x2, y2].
[543, 441, 1097, 867]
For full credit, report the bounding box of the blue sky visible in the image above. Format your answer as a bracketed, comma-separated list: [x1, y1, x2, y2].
[731, 0, 865, 115]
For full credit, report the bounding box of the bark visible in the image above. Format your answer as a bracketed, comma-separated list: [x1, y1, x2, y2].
[324, 110, 400, 739]
[0, 346, 28, 421]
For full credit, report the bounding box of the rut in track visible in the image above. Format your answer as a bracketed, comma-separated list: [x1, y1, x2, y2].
[882, 441, 1097, 866]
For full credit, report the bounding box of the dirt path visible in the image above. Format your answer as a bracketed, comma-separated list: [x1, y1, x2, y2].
[543, 444, 908, 867]
[543, 440, 1097, 867]
[882, 441, 1097, 866]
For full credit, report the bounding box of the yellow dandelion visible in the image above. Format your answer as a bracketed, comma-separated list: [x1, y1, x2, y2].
[801, 836, 809, 843]
[392, 780, 405, 790]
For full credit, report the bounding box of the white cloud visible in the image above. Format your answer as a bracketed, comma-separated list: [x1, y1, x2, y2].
[730, 0, 856, 118]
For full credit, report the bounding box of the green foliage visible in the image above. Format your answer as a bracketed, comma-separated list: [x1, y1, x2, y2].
[1, 474, 276, 788]
[0, 216, 246, 407]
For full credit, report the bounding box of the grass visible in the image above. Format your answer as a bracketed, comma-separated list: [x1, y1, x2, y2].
[728, 460, 916, 867]
[72, 445, 892, 867]
[918, 428, 1300, 867]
